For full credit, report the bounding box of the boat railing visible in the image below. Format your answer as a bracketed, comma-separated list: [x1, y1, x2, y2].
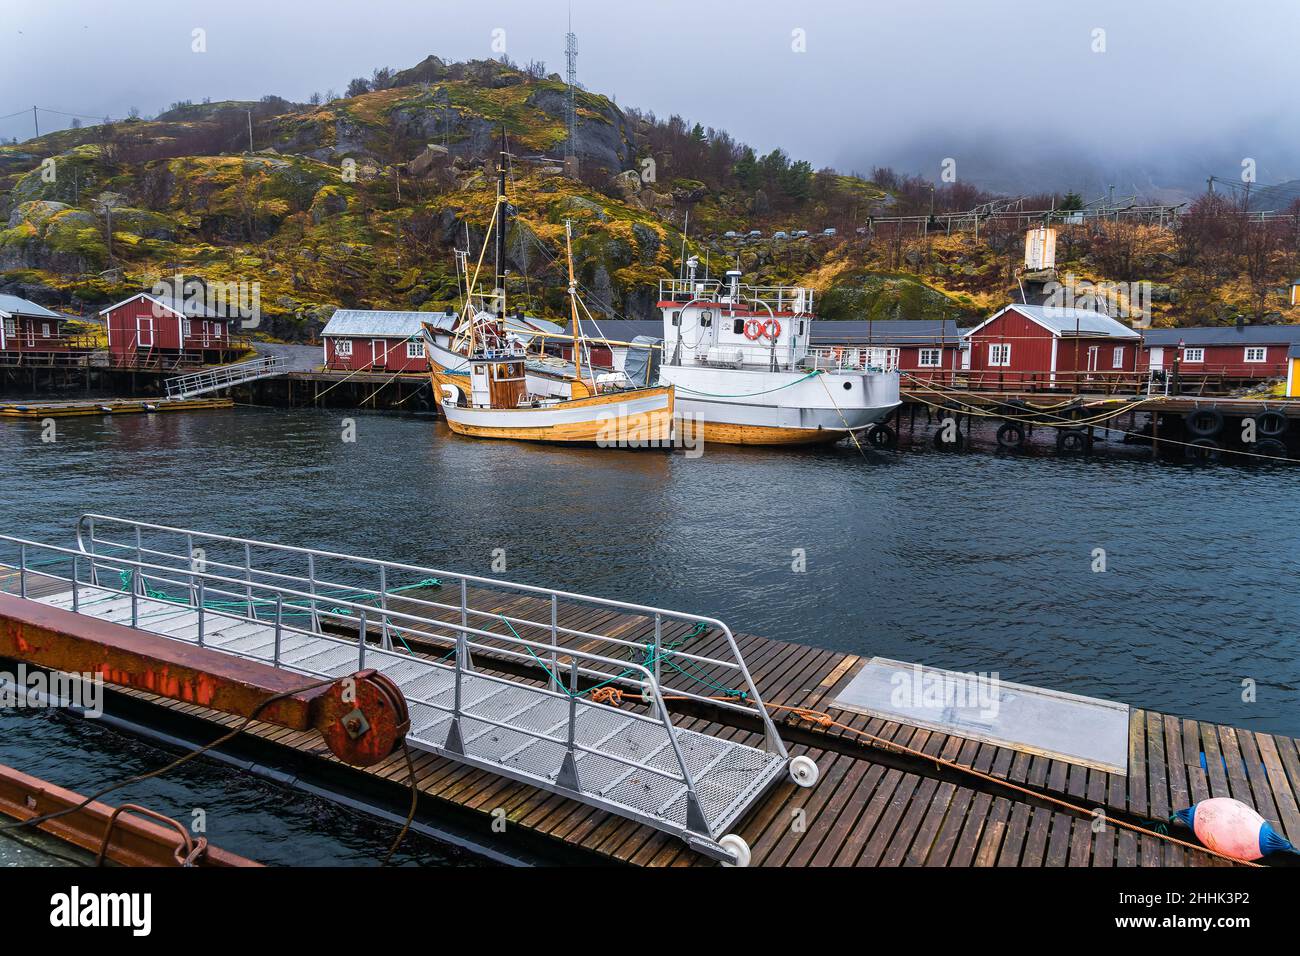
[806, 347, 899, 373]
[71, 515, 787, 754]
[659, 279, 815, 315]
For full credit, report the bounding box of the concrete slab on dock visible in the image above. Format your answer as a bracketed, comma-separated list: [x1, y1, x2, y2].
[5, 569, 1293, 867]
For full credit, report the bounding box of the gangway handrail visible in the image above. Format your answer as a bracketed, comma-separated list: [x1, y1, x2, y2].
[0, 534, 720, 820]
[163, 356, 286, 399]
[74, 514, 787, 755]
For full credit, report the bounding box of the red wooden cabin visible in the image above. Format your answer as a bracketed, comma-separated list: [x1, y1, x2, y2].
[1138, 325, 1300, 382]
[320, 310, 438, 373]
[0, 294, 85, 362]
[961, 304, 1140, 389]
[100, 292, 240, 370]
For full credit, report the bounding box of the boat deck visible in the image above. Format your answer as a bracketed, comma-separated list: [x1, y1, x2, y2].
[5, 570, 1297, 867]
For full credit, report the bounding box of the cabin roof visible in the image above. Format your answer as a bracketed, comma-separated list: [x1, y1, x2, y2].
[810, 319, 963, 346]
[98, 291, 232, 320]
[1142, 324, 1300, 347]
[966, 304, 1141, 340]
[0, 294, 64, 320]
[323, 309, 454, 338]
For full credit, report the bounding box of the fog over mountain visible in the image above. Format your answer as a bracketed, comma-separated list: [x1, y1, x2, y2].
[3, 0, 1297, 202]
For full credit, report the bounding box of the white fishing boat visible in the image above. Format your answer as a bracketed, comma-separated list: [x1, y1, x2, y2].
[655, 266, 900, 445]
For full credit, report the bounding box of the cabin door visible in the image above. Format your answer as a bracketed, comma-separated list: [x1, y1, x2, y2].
[372, 339, 387, 369]
[1086, 346, 1100, 377]
[136, 316, 154, 348]
[1148, 347, 1164, 371]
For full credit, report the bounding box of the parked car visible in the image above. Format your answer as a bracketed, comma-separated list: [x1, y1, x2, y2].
[747, 229, 762, 238]
[822, 228, 837, 237]
[794, 230, 809, 238]
[773, 230, 789, 240]
[723, 230, 738, 239]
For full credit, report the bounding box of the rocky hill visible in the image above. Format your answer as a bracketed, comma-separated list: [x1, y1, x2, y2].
[1, 55, 1296, 339]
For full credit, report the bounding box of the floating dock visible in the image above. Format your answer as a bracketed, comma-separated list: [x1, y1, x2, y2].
[0, 397, 233, 419]
[2, 517, 1296, 867]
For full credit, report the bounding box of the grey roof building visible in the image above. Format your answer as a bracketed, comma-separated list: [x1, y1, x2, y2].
[0, 294, 64, 320]
[1141, 325, 1300, 347]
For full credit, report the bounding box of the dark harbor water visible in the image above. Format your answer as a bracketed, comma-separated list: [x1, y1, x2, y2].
[1, 407, 1298, 863]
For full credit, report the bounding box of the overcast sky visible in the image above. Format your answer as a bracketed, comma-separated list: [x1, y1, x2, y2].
[3, 0, 1298, 194]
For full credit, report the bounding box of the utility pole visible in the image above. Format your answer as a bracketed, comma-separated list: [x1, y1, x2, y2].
[246, 110, 254, 153]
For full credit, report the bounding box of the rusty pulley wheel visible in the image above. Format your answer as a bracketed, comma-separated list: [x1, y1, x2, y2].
[317, 670, 411, 767]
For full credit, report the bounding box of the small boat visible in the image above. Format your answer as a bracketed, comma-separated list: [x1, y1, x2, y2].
[424, 135, 673, 446]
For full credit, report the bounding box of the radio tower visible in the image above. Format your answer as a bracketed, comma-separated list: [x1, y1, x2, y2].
[564, 12, 578, 175]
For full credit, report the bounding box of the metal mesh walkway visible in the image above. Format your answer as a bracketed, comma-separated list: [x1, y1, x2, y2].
[34, 583, 787, 851]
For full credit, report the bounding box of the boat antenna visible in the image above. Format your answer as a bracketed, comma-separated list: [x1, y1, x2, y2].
[494, 127, 508, 319]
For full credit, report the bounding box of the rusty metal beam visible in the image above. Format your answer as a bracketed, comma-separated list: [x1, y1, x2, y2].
[0, 591, 325, 728]
[0, 761, 258, 867]
[0, 592, 410, 767]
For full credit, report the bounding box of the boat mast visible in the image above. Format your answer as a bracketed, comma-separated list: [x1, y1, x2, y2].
[494, 127, 508, 322]
[565, 219, 583, 386]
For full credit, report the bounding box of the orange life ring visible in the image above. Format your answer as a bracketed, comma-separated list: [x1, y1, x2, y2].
[744, 318, 764, 341]
[763, 318, 782, 340]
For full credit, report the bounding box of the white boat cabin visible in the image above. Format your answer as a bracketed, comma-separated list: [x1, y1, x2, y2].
[658, 268, 814, 372]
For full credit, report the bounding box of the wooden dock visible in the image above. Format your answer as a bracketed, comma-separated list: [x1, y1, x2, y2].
[10, 570, 1290, 868]
[0, 396, 233, 418]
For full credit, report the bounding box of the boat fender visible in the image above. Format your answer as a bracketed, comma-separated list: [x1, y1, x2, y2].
[1253, 437, 1287, 458]
[743, 318, 764, 341]
[1183, 407, 1224, 438]
[1172, 797, 1296, 861]
[1254, 409, 1288, 438]
[865, 423, 897, 449]
[762, 318, 782, 340]
[996, 422, 1026, 449]
[1055, 428, 1089, 454]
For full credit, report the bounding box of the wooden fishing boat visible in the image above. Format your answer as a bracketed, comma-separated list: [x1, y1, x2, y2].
[424, 133, 674, 446]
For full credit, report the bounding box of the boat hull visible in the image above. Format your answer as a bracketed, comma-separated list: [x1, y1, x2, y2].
[661, 365, 900, 446]
[438, 386, 675, 444]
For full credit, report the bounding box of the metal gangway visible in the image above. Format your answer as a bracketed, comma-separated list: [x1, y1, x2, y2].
[0, 516, 805, 864]
[163, 355, 286, 399]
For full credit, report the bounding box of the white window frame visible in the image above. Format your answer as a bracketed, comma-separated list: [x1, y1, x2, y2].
[1112, 345, 1124, 368]
[406, 340, 425, 359]
[213, 322, 222, 339]
[1182, 347, 1204, 363]
[917, 347, 942, 368]
[182, 319, 191, 337]
[334, 338, 352, 357]
[1244, 346, 1267, 363]
[41, 322, 51, 338]
[988, 343, 1012, 367]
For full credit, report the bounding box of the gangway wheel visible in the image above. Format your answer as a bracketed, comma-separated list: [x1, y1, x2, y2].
[790, 755, 820, 787]
[719, 834, 752, 867]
